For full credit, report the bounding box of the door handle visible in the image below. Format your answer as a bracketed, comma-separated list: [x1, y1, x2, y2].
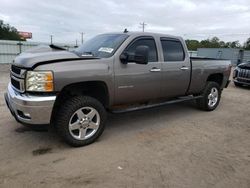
[180, 66, 189, 71]
[150, 67, 161, 72]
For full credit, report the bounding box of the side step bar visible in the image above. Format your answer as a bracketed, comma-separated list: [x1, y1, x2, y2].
[110, 95, 203, 114]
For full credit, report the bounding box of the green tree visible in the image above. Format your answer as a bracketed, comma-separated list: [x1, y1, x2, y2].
[224, 41, 241, 48]
[244, 37, 250, 50]
[185, 36, 242, 50]
[219, 41, 226, 48]
[200, 39, 211, 48]
[185, 39, 200, 51]
[0, 20, 25, 41]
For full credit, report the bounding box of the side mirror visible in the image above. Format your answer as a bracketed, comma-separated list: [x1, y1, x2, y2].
[134, 45, 149, 64]
[120, 45, 149, 64]
[120, 52, 129, 64]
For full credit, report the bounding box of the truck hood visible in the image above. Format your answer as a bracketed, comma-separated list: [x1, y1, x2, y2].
[13, 45, 98, 69]
[238, 62, 250, 70]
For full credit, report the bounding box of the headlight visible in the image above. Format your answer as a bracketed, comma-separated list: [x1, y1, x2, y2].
[26, 71, 54, 92]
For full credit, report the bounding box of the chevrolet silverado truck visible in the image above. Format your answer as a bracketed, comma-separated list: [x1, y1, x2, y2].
[5, 32, 231, 146]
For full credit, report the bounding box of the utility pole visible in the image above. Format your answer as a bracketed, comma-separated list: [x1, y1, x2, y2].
[140, 22, 147, 32]
[50, 35, 53, 44]
[17, 41, 23, 54]
[75, 39, 78, 48]
[80, 32, 85, 44]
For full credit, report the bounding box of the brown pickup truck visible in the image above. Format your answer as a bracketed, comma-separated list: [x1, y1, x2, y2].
[5, 32, 231, 146]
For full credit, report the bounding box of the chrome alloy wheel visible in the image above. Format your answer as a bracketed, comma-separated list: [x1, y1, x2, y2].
[68, 107, 100, 140]
[207, 87, 218, 108]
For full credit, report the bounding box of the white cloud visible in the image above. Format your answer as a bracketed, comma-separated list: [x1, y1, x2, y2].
[170, 0, 197, 11]
[224, 4, 249, 11]
[0, 0, 249, 44]
[198, 26, 225, 31]
[0, 13, 10, 22]
[147, 25, 175, 32]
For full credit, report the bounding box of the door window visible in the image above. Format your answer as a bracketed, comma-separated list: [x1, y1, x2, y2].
[161, 39, 185, 61]
[125, 38, 158, 62]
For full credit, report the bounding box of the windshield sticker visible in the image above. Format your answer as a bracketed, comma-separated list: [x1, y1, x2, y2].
[98, 47, 114, 53]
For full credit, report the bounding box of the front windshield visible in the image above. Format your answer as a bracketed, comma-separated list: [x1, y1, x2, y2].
[74, 34, 128, 58]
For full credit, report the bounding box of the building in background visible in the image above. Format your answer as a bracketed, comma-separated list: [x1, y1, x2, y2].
[0, 40, 76, 64]
[197, 48, 250, 65]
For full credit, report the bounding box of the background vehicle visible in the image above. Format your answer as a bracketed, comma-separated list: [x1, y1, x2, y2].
[233, 62, 250, 87]
[5, 32, 231, 146]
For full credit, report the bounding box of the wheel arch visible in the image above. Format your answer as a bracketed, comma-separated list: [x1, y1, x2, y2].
[51, 81, 109, 124]
[206, 73, 224, 87]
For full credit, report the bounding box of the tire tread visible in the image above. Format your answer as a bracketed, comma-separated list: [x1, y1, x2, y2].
[196, 81, 221, 111]
[54, 96, 106, 147]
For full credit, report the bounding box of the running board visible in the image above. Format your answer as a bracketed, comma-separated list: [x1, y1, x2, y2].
[110, 95, 203, 114]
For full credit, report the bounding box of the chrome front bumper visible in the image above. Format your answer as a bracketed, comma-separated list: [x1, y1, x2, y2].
[5, 83, 56, 125]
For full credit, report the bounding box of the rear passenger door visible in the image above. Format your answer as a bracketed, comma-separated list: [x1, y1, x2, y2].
[160, 38, 191, 98]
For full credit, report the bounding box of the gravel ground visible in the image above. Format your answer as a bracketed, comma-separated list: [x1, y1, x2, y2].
[0, 66, 249, 188]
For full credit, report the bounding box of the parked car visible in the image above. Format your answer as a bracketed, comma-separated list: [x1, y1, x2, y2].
[233, 62, 250, 87]
[5, 32, 231, 146]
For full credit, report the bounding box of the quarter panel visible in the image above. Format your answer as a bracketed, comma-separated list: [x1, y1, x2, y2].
[189, 60, 231, 94]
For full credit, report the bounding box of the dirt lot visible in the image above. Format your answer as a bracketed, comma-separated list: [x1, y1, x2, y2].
[0, 65, 250, 188]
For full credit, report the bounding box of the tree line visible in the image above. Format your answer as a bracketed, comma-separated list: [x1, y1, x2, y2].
[186, 37, 250, 51]
[0, 20, 25, 41]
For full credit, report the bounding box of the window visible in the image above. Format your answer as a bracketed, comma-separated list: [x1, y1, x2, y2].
[161, 39, 185, 61]
[125, 38, 158, 62]
[74, 34, 128, 58]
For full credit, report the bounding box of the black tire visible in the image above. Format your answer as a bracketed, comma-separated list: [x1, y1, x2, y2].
[54, 96, 107, 147]
[234, 82, 243, 87]
[196, 82, 221, 111]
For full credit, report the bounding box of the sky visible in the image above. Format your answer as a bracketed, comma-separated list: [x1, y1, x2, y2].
[0, 0, 250, 45]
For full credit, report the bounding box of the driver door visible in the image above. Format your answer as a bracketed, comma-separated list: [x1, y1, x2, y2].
[114, 37, 162, 105]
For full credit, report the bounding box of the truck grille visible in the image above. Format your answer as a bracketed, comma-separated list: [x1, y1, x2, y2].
[238, 69, 250, 78]
[10, 65, 26, 92]
[11, 65, 21, 75]
[11, 77, 21, 89]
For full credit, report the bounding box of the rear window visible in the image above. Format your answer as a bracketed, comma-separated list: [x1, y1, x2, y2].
[161, 39, 185, 61]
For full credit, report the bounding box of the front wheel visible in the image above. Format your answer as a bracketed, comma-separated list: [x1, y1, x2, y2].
[54, 96, 107, 147]
[196, 82, 221, 111]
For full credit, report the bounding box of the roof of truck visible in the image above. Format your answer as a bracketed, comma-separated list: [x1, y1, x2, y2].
[104, 31, 183, 40]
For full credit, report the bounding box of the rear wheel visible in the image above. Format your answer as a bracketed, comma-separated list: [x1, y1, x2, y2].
[54, 96, 107, 147]
[196, 82, 221, 111]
